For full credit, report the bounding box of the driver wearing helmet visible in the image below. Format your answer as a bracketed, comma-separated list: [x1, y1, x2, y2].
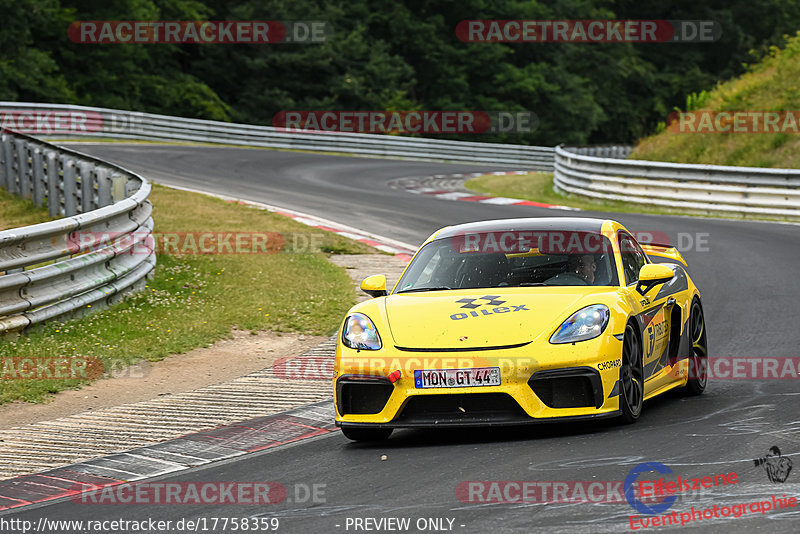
[568, 254, 597, 284]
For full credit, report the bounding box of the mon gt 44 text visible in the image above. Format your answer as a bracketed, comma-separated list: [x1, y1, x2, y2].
[333, 218, 707, 441]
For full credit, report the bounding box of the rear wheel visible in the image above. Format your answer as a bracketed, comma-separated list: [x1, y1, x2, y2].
[684, 300, 708, 396]
[341, 427, 393, 442]
[619, 322, 644, 424]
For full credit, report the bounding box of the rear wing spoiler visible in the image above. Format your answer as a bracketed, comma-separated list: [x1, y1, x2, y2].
[639, 243, 687, 266]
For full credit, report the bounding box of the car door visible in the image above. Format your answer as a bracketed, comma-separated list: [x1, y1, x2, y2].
[617, 231, 674, 395]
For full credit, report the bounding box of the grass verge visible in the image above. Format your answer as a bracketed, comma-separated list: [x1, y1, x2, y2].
[0, 184, 375, 404]
[0, 189, 53, 230]
[631, 32, 800, 167]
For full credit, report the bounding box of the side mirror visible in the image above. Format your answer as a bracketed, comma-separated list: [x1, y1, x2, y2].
[360, 275, 387, 298]
[636, 264, 674, 295]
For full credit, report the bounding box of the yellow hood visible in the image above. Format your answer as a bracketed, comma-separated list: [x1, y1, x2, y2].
[383, 288, 600, 349]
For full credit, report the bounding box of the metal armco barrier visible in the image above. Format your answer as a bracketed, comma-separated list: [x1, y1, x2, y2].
[8, 103, 795, 219]
[565, 145, 633, 159]
[0, 103, 555, 169]
[0, 129, 155, 334]
[555, 145, 800, 219]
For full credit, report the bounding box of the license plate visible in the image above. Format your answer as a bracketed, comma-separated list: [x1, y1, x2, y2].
[414, 367, 500, 388]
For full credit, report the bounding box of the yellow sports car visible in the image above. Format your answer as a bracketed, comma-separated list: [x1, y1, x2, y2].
[333, 218, 707, 441]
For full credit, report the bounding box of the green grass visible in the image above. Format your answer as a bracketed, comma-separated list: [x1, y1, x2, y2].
[0, 184, 375, 404]
[0, 189, 53, 230]
[632, 32, 800, 168]
[465, 172, 697, 217]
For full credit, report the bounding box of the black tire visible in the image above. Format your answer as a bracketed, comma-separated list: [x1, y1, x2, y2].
[618, 322, 644, 424]
[341, 427, 393, 442]
[684, 299, 708, 396]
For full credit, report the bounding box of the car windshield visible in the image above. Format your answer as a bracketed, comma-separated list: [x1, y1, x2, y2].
[395, 230, 619, 292]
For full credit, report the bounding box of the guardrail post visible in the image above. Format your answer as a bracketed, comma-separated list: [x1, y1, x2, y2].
[32, 147, 45, 207]
[79, 161, 95, 213]
[124, 178, 137, 198]
[45, 150, 60, 216]
[110, 172, 128, 202]
[4, 136, 18, 194]
[15, 139, 31, 199]
[62, 157, 77, 216]
[96, 167, 112, 207]
[0, 134, 7, 189]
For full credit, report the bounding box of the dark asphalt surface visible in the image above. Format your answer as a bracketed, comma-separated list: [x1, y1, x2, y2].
[4, 144, 799, 533]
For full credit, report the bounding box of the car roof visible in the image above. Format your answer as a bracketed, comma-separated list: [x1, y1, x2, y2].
[433, 217, 611, 240]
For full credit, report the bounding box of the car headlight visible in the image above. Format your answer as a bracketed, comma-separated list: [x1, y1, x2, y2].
[342, 313, 382, 350]
[550, 304, 610, 344]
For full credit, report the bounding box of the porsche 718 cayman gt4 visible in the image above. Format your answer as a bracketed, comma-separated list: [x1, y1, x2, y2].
[333, 218, 707, 441]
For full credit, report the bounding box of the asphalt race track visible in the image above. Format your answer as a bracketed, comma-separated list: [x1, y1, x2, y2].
[4, 143, 800, 533]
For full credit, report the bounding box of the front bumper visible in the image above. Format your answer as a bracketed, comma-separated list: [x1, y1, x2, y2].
[333, 334, 625, 428]
[336, 411, 621, 429]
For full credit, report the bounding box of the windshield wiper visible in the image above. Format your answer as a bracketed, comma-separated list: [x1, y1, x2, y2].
[517, 282, 551, 286]
[396, 286, 453, 293]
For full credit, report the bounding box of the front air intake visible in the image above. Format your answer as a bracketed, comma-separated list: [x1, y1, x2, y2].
[336, 376, 394, 415]
[528, 368, 604, 409]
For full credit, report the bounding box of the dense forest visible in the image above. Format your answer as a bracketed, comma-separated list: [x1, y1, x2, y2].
[2, 0, 800, 144]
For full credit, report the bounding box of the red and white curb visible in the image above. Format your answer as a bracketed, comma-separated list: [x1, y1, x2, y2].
[270, 208, 415, 262]
[389, 171, 579, 211]
[0, 401, 335, 511]
[161, 184, 417, 261]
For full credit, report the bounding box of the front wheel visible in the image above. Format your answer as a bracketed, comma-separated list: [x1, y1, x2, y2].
[341, 427, 393, 442]
[684, 300, 708, 396]
[618, 322, 644, 424]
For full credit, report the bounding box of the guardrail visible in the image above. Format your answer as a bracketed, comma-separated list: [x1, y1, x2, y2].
[565, 145, 633, 159]
[555, 145, 800, 220]
[0, 103, 555, 169]
[0, 129, 155, 334]
[3, 101, 797, 247]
